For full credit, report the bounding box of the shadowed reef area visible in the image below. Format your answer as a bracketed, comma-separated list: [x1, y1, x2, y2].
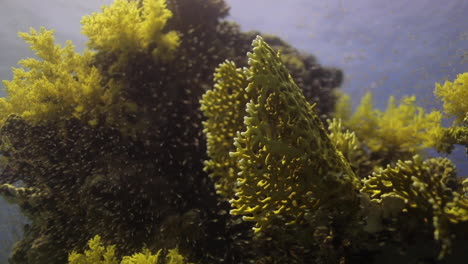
[0, 0, 467, 263]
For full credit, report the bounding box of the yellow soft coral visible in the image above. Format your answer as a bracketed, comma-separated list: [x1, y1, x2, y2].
[333, 91, 352, 122]
[69, 235, 192, 264]
[0, 27, 102, 126]
[121, 248, 189, 264]
[374, 95, 443, 152]
[435, 72, 468, 124]
[433, 73, 468, 153]
[68, 235, 119, 264]
[0, 27, 141, 137]
[337, 92, 443, 162]
[0, 0, 179, 139]
[81, 0, 179, 63]
[346, 92, 379, 141]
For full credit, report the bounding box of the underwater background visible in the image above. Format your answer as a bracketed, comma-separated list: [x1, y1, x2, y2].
[0, 0, 467, 263]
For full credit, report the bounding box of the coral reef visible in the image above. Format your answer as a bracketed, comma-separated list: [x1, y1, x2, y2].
[0, 0, 343, 263]
[0, 0, 467, 263]
[214, 36, 361, 233]
[202, 36, 364, 263]
[201, 38, 468, 263]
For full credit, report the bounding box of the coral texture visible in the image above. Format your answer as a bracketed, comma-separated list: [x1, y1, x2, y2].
[201, 36, 468, 263]
[221, 36, 360, 233]
[1, 0, 467, 264]
[0, 0, 344, 263]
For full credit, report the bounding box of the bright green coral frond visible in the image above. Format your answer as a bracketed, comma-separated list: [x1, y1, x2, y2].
[362, 156, 457, 205]
[200, 60, 250, 198]
[433, 72, 468, 154]
[81, 0, 179, 62]
[327, 118, 374, 178]
[140, 0, 180, 60]
[435, 72, 468, 124]
[327, 118, 360, 165]
[227, 36, 360, 233]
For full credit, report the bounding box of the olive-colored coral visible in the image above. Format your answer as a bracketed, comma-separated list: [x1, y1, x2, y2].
[326, 118, 373, 178]
[260, 34, 344, 119]
[361, 155, 466, 258]
[200, 61, 250, 198]
[224, 36, 361, 233]
[201, 36, 364, 263]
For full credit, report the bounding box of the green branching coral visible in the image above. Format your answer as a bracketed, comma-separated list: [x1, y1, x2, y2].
[80, 0, 181, 138]
[2, 0, 427, 263]
[210, 36, 361, 234]
[342, 93, 379, 142]
[327, 118, 373, 178]
[201, 37, 365, 263]
[336, 73, 468, 160]
[260, 34, 344, 118]
[362, 155, 466, 258]
[68, 235, 192, 264]
[200, 61, 250, 198]
[327, 118, 360, 165]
